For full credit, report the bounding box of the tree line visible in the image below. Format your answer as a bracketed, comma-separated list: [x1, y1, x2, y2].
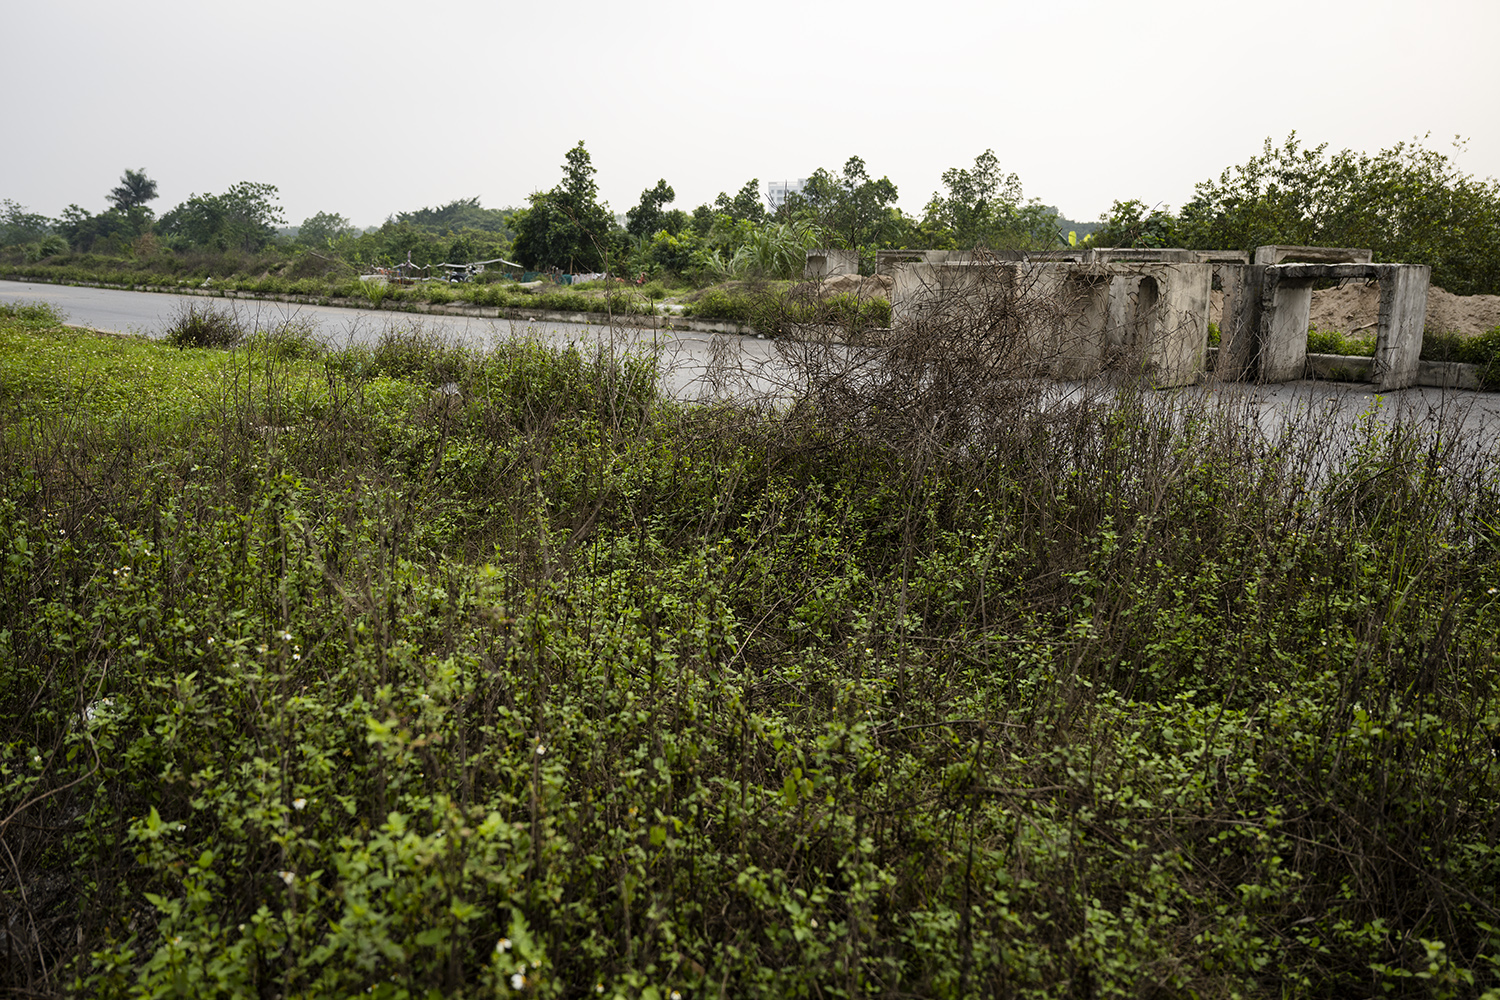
[4, 133, 1499, 294]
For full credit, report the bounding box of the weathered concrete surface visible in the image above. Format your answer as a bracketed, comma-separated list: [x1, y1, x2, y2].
[1259, 271, 1316, 382]
[1106, 264, 1212, 387]
[1252, 245, 1374, 266]
[891, 261, 1211, 386]
[1259, 263, 1431, 389]
[805, 249, 860, 279]
[1372, 265, 1431, 390]
[1216, 264, 1266, 381]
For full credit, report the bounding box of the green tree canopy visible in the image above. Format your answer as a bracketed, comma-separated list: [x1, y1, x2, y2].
[712, 180, 766, 224]
[1089, 199, 1180, 249]
[799, 156, 904, 253]
[625, 179, 676, 238]
[1178, 133, 1500, 295]
[923, 150, 1059, 250]
[159, 181, 286, 253]
[1, 200, 54, 246]
[510, 141, 617, 272]
[108, 169, 158, 212]
[393, 197, 515, 236]
[296, 211, 358, 247]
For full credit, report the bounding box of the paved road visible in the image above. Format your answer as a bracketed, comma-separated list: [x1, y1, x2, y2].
[5, 279, 1499, 443]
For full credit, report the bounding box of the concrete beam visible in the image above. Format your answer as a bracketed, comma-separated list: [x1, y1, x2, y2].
[1252, 245, 1374, 265]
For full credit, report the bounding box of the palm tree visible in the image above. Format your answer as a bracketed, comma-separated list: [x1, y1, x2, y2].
[108, 169, 158, 212]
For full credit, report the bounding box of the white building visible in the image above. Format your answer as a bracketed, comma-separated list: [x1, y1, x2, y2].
[766, 178, 809, 213]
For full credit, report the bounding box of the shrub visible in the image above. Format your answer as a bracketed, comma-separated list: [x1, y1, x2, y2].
[164, 301, 245, 349]
[0, 300, 66, 325]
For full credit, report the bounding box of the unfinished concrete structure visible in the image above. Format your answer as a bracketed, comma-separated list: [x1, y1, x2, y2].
[804, 249, 860, 279]
[885, 245, 1432, 389]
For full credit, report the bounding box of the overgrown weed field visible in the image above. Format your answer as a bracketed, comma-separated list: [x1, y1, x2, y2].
[1, 301, 1498, 998]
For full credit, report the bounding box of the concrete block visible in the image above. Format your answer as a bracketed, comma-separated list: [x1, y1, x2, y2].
[1258, 270, 1315, 382]
[1255, 262, 1430, 388]
[1252, 245, 1374, 265]
[804, 249, 860, 279]
[1371, 264, 1430, 390]
[1216, 264, 1265, 381]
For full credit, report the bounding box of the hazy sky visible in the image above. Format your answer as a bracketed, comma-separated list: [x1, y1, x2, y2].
[6, 0, 1498, 230]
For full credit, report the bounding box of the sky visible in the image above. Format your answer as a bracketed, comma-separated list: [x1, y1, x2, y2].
[5, 0, 1499, 231]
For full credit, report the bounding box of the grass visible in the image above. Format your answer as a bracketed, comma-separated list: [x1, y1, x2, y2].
[1, 304, 1499, 998]
[1306, 323, 1500, 389]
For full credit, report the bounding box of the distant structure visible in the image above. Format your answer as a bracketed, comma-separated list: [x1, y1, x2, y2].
[767, 178, 809, 213]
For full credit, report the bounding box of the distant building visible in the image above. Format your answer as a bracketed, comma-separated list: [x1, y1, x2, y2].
[767, 178, 809, 213]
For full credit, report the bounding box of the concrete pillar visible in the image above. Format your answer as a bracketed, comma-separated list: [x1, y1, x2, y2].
[1216, 264, 1265, 381]
[1371, 264, 1430, 390]
[1258, 271, 1315, 383]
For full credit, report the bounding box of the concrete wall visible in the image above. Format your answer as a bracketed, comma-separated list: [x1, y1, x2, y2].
[804, 249, 861, 279]
[890, 260, 1211, 386]
[882, 247, 1428, 390]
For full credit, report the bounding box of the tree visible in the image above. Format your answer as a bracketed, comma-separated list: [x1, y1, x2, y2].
[159, 181, 286, 252]
[626, 179, 676, 238]
[713, 180, 766, 224]
[1, 200, 54, 246]
[1177, 133, 1500, 294]
[510, 141, 617, 272]
[296, 211, 358, 247]
[108, 169, 158, 212]
[394, 197, 515, 236]
[800, 156, 904, 254]
[1089, 199, 1179, 248]
[924, 150, 1058, 250]
[55, 203, 154, 253]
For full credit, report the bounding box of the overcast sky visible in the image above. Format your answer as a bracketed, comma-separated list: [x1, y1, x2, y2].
[6, 0, 1498, 230]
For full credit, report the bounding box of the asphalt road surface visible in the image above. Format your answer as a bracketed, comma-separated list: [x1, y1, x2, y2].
[5, 279, 1499, 445]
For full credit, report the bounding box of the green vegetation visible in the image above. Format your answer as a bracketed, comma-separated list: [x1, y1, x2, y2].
[1301, 323, 1500, 389]
[2, 302, 1499, 998]
[1099, 134, 1500, 296]
[683, 282, 892, 338]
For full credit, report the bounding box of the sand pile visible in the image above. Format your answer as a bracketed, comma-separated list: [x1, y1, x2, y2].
[1308, 281, 1500, 337]
[1211, 282, 1498, 337]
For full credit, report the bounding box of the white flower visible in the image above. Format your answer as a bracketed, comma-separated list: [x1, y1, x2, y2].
[278, 870, 296, 886]
[292, 798, 307, 810]
[672, 992, 682, 1000]
[206, 637, 214, 645]
[809, 919, 817, 928]
[1489, 587, 1498, 595]
[279, 630, 293, 641]
[510, 972, 526, 989]
[495, 937, 512, 953]
[594, 985, 605, 995]
[535, 744, 547, 756]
